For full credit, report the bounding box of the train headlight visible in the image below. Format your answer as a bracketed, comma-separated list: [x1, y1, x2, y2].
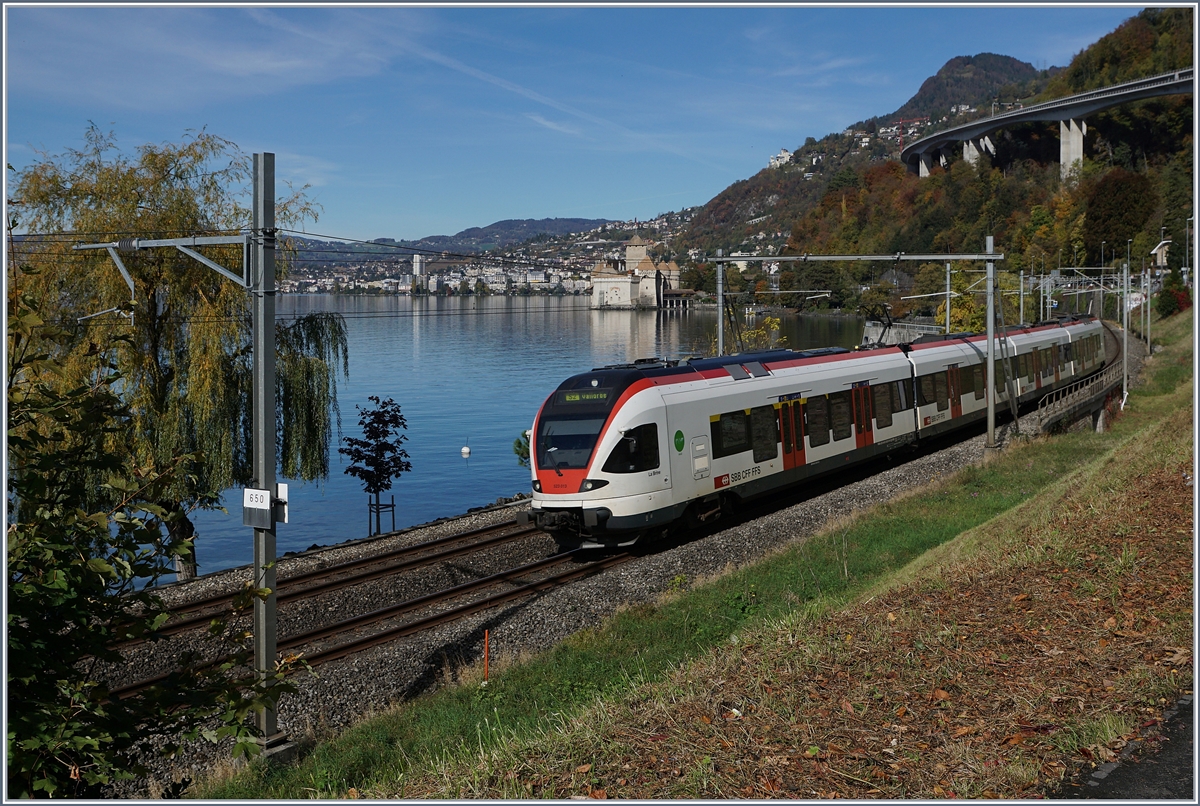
[532, 480, 542, 493]
[579, 479, 609, 493]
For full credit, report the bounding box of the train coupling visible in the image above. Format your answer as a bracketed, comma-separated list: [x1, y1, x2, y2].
[519, 508, 611, 533]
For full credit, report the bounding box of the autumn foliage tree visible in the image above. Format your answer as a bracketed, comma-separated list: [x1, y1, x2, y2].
[8, 127, 348, 576]
[6, 289, 298, 797]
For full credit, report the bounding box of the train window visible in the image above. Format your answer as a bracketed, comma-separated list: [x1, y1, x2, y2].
[829, 391, 852, 441]
[933, 372, 949, 411]
[750, 406, 779, 463]
[961, 365, 976, 398]
[537, 416, 608, 471]
[1024, 353, 1034, 382]
[711, 410, 750, 459]
[872, 383, 893, 429]
[973, 366, 984, 399]
[918, 374, 936, 407]
[780, 404, 793, 454]
[892, 380, 908, 412]
[806, 397, 830, 447]
[602, 423, 660, 474]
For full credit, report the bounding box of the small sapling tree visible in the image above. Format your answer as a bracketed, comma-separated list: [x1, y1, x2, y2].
[339, 396, 412, 535]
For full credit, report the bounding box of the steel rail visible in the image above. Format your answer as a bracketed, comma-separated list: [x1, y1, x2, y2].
[108, 548, 620, 699]
[138, 525, 540, 642]
[160, 518, 526, 619]
[298, 552, 634, 666]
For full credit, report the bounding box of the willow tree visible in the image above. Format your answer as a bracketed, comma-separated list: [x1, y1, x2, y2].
[9, 126, 348, 577]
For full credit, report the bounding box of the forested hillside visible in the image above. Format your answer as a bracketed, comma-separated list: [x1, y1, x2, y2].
[679, 7, 1193, 329]
[889, 53, 1041, 121]
[671, 53, 1053, 262]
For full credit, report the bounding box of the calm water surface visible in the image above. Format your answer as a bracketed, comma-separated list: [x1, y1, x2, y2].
[187, 295, 862, 576]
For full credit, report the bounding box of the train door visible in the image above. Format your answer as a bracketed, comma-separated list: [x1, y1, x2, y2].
[778, 402, 794, 470]
[1054, 343, 1061, 383]
[778, 398, 805, 470]
[947, 365, 963, 419]
[852, 382, 874, 449]
[1032, 349, 1042, 390]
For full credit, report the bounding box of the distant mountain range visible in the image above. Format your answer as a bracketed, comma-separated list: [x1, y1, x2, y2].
[289, 217, 614, 267]
[379, 217, 612, 253]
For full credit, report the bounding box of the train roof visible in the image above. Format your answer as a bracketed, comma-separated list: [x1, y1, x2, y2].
[905, 315, 1098, 346]
[543, 315, 1103, 417]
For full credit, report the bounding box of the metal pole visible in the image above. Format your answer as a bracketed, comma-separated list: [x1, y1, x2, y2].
[716, 249, 724, 356]
[945, 261, 951, 333]
[1146, 257, 1152, 354]
[1019, 270, 1024, 324]
[986, 236, 996, 450]
[1142, 268, 1147, 348]
[1122, 262, 1129, 409]
[1187, 216, 1194, 288]
[251, 153, 281, 746]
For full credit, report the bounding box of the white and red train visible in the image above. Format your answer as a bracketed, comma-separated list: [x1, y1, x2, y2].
[520, 316, 1106, 550]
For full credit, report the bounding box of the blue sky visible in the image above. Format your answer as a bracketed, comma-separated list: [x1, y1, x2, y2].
[6, 4, 1138, 242]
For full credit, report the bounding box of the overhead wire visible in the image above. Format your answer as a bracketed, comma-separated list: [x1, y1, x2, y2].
[10, 226, 607, 272]
[28, 300, 606, 329]
[11, 224, 640, 330]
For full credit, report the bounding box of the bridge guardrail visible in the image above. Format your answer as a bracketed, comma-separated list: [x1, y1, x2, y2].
[1034, 364, 1121, 430]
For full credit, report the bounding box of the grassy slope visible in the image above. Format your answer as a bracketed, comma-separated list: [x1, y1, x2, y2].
[198, 310, 1193, 799]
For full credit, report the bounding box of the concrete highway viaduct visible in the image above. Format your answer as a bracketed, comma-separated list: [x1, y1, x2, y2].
[900, 69, 1193, 179]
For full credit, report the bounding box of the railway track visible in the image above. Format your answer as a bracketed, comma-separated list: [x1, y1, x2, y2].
[126, 519, 541, 644]
[109, 547, 634, 699]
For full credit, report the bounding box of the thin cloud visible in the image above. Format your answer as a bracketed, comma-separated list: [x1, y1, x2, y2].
[525, 114, 581, 136]
[6, 8, 397, 110]
[390, 35, 734, 173]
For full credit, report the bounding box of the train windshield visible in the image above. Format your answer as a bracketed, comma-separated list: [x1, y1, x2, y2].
[537, 416, 607, 471]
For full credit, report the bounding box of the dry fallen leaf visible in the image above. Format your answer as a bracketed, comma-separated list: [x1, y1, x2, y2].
[933, 689, 951, 701]
[575, 764, 593, 774]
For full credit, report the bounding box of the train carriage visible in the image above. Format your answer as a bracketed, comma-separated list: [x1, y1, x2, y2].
[521, 316, 1105, 550]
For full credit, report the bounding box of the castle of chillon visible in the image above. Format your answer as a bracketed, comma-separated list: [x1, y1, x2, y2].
[591, 235, 693, 309]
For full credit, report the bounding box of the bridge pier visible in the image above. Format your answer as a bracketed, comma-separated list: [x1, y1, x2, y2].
[1092, 407, 1106, 433]
[1060, 118, 1086, 179]
[963, 135, 995, 167]
[918, 151, 935, 177]
[917, 150, 948, 177]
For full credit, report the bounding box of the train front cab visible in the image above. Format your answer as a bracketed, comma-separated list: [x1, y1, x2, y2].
[523, 369, 680, 549]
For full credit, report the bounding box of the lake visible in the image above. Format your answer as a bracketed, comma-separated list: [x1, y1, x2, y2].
[187, 294, 863, 577]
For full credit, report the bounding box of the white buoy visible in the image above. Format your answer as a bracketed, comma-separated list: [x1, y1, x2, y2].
[461, 445, 471, 458]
